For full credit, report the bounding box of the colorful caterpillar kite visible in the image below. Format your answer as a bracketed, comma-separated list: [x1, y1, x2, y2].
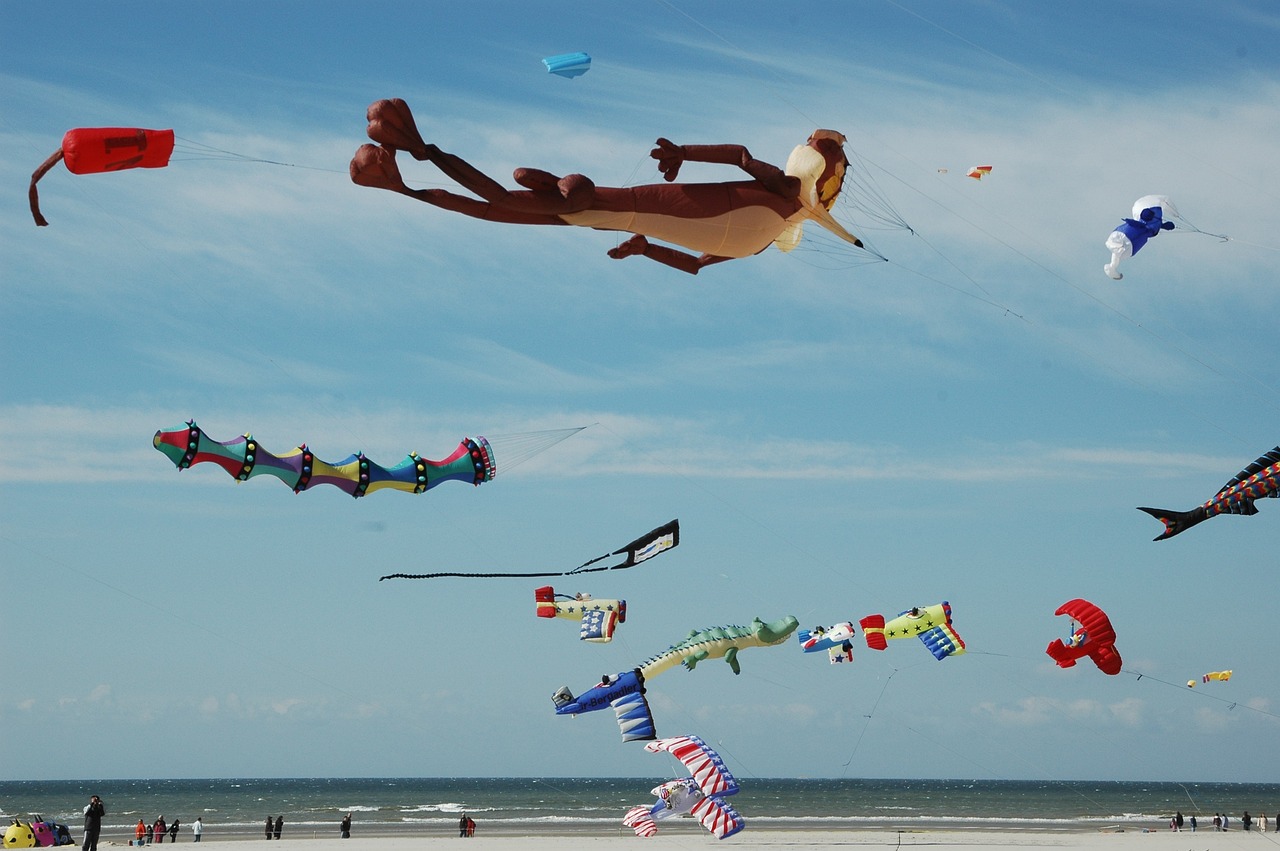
[153, 420, 494, 498]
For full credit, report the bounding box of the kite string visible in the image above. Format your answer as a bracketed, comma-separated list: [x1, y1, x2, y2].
[171, 136, 345, 173]
[841, 666, 897, 773]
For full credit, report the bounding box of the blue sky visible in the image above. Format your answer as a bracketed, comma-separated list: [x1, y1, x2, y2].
[4, 1, 1280, 783]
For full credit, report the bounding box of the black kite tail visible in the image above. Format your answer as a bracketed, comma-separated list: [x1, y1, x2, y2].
[1136, 506, 1204, 541]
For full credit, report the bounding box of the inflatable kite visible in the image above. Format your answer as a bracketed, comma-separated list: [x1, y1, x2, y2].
[966, 165, 992, 180]
[154, 421, 495, 498]
[797, 622, 856, 664]
[535, 586, 627, 643]
[622, 735, 745, 840]
[1044, 598, 1122, 676]
[1190, 670, 1232, 687]
[542, 52, 591, 78]
[349, 97, 867, 275]
[860, 602, 965, 660]
[1139, 446, 1280, 540]
[29, 127, 175, 226]
[382, 519, 678, 581]
[1103, 194, 1175, 279]
[552, 615, 799, 741]
[552, 670, 657, 742]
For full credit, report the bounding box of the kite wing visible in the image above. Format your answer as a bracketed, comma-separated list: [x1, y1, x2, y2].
[644, 735, 739, 798]
[1044, 598, 1122, 675]
[690, 796, 746, 840]
[30, 127, 175, 226]
[966, 165, 992, 180]
[622, 806, 658, 838]
[1202, 670, 1232, 684]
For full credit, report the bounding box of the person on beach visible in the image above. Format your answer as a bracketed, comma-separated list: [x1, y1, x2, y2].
[1222, 813, 1230, 830]
[169, 820, 179, 842]
[264, 818, 273, 840]
[1189, 815, 1197, 831]
[465, 817, 475, 838]
[273, 817, 282, 840]
[458, 814, 468, 838]
[1242, 811, 1253, 831]
[1174, 811, 1183, 831]
[82, 795, 105, 851]
[340, 814, 351, 839]
[154, 818, 166, 844]
[135, 821, 146, 845]
[191, 819, 203, 843]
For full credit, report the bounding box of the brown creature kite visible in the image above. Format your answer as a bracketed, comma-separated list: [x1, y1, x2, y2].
[349, 98, 866, 274]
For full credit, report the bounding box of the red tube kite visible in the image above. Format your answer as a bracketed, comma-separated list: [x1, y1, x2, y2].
[29, 127, 175, 226]
[1045, 598, 1122, 676]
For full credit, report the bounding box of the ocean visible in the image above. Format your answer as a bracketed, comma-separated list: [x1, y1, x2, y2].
[3, 778, 1278, 839]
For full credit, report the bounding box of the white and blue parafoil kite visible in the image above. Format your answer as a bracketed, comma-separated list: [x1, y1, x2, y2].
[1104, 194, 1176, 280]
[622, 736, 745, 840]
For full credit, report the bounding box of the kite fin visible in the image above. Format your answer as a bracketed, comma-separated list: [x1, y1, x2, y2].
[1136, 506, 1198, 541]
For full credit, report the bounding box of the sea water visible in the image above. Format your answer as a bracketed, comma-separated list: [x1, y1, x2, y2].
[3, 778, 1277, 838]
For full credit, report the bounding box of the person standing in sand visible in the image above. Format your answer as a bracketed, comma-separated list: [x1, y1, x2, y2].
[135, 821, 146, 845]
[340, 814, 351, 839]
[191, 819, 202, 843]
[82, 795, 106, 851]
[264, 817, 273, 840]
[273, 817, 282, 840]
[458, 814, 468, 838]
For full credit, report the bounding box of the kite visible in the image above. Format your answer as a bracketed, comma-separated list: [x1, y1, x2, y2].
[1044, 598, 1122, 676]
[349, 97, 868, 275]
[1138, 446, 1280, 540]
[542, 52, 591, 78]
[552, 615, 799, 741]
[29, 127, 175, 226]
[622, 735, 745, 840]
[381, 519, 678, 581]
[797, 622, 856, 664]
[635, 616, 801, 678]
[552, 670, 657, 743]
[966, 165, 992, 180]
[1192, 665, 1233, 685]
[1103, 194, 1175, 279]
[155, 421, 497, 498]
[860, 602, 965, 660]
[1189, 670, 1232, 687]
[535, 586, 627, 643]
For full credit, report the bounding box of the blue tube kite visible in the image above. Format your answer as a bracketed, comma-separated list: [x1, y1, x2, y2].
[542, 52, 591, 78]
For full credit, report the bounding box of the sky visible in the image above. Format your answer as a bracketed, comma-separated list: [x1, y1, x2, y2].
[3, 1, 1280, 784]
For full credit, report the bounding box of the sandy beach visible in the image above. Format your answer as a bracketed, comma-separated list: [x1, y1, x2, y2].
[93, 830, 1262, 850]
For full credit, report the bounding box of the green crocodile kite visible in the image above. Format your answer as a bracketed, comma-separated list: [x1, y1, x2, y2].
[640, 615, 800, 677]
